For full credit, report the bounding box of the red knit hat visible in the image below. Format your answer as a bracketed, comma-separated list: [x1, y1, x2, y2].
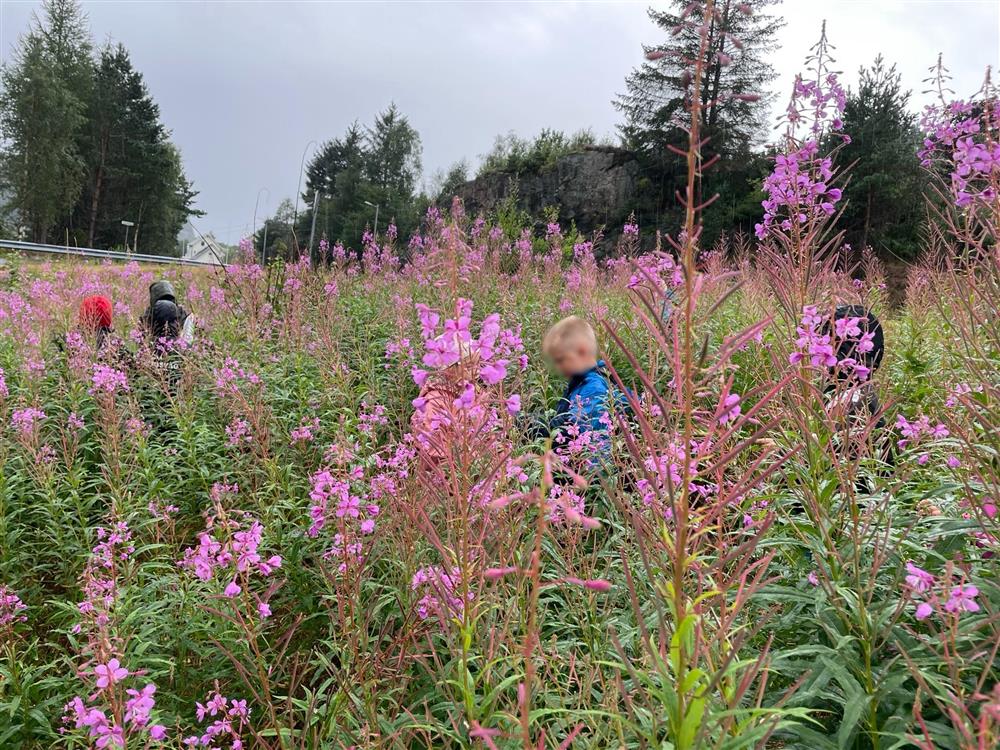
[79, 295, 113, 331]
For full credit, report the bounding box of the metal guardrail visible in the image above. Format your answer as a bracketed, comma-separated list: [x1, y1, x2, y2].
[0, 238, 225, 267]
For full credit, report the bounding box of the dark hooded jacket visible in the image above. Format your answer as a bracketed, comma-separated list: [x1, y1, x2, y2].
[824, 305, 885, 422]
[823, 305, 893, 470]
[141, 281, 188, 336]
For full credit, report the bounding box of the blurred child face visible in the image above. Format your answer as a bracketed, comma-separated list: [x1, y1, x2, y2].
[549, 339, 597, 378]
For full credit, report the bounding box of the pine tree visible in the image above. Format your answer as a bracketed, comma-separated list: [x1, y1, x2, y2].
[0, 0, 91, 242]
[615, 0, 783, 158]
[365, 104, 422, 200]
[299, 106, 425, 251]
[613, 1, 783, 244]
[72, 44, 200, 252]
[0, 0, 196, 252]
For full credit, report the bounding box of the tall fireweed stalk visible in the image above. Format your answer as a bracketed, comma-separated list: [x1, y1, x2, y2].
[600, 3, 808, 746]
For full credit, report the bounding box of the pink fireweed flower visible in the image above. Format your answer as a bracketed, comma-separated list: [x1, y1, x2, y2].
[453, 382, 476, 410]
[94, 658, 128, 690]
[0, 586, 27, 634]
[718, 393, 742, 425]
[186, 691, 250, 749]
[945, 585, 979, 615]
[358, 400, 388, 436]
[226, 417, 252, 447]
[124, 684, 157, 727]
[905, 562, 934, 593]
[90, 363, 129, 395]
[290, 417, 320, 445]
[412, 565, 472, 623]
[179, 512, 281, 619]
[212, 357, 261, 395]
[10, 406, 45, 436]
[505, 394, 521, 414]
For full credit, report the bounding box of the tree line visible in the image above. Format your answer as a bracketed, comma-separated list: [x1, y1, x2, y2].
[0, 0, 935, 261]
[0, 0, 199, 253]
[256, 105, 425, 262]
[286, 0, 929, 261]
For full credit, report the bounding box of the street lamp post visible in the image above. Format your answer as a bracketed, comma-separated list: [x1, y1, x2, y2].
[253, 188, 269, 263]
[307, 190, 323, 255]
[364, 200, 380, 238]
[252, 188, 269, 235]
[292, 140, 318, 227]
[121, 220, 135, 252]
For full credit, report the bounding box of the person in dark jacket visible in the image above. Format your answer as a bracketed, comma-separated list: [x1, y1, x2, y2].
[141, 281, 187, 333]
[824, 305, 885, 418]
[823, 304, 892, 471]
[141, 280, 195, 347]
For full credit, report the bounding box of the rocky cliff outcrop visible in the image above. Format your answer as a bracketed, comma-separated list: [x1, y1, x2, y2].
[450, 146, 640, 233]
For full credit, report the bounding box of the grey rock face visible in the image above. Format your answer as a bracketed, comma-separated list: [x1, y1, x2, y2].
[450, 146, 640, 233]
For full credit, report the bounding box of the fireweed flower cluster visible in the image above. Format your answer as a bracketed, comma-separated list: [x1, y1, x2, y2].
[212, 358, 261, 395]
[183, 691, 250, 749]
[945, 382, 983, 408]
[411, 565, 473, 624]
[64, 686, 167, 748]
[289, 416, 320, 445]
[179, 507, 282, 621]
[10, 406, 46, 437]
[546, 484, 586, 526]
[919, 88, 1000, 208]
[73, 522, 134, 637]
[635, 441, 702, 521]
[895, 414, 949, 449]
[308, 469, 378, 572]
[756, 29, 847, 240]
[412, 298, 526, 387]
[358, 400, 389, 437]
[307, 440, 414, 574]
[90, 363, 129, 395]
[788, 305, 874, 379]
[893, 413, 963, 468]
[0, 585, 27, 641]
[225, 417, 252, 448]
[905, 562, 980, 622]
[626, 252, 684, 293]
[64, 523, 168, 748]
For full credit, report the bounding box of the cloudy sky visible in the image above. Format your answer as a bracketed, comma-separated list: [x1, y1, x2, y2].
[1, 0, 997, 244]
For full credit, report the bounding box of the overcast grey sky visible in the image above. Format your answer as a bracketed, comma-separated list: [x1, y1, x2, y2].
[1, 0, 998, 244]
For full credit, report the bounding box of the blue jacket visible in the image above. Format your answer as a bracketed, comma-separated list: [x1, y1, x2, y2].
[550, 360, 629, 439]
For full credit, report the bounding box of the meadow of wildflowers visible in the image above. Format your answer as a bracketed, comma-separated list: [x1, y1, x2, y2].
[1, 6, 999, 750]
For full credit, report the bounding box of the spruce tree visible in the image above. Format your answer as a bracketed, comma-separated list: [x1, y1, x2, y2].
[0, 0, 90, 242]
[834, 56, 926, 257]
[615, 0, 784, 159]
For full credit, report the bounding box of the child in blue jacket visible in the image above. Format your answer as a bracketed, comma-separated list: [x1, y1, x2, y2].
[542, 316, 629, 463]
